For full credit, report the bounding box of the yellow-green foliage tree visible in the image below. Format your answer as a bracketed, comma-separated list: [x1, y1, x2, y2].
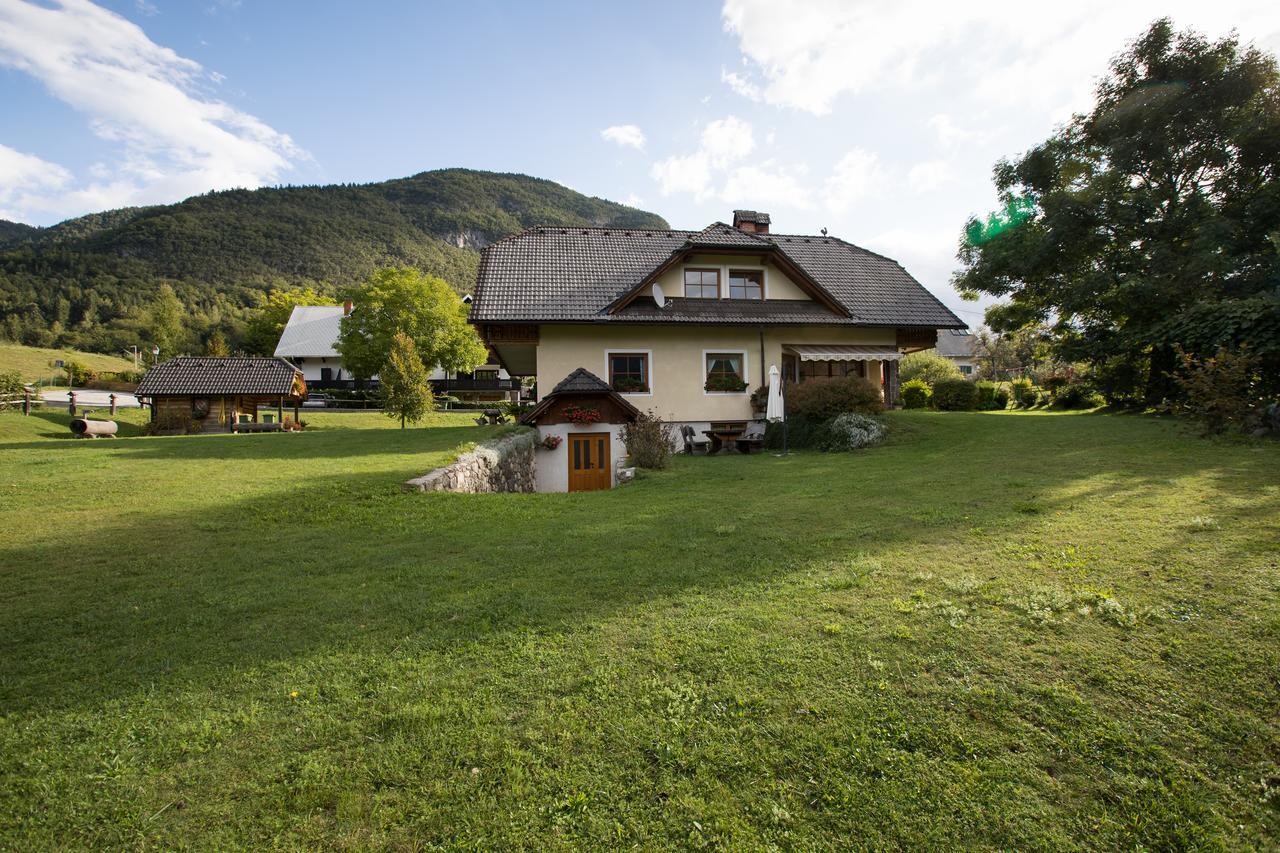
[380, 331, 433, 429]
[337, 267, 487, 381]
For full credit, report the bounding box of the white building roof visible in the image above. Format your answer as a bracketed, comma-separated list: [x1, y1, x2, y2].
[274, 306, 344, 358]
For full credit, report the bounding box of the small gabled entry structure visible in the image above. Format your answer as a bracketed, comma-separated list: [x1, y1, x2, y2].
[521, 367, 640, 492]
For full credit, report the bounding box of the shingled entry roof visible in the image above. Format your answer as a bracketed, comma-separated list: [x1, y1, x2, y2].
[471, 224, 964, 328]
[520, 367, 641, 425]
[135, 357, 304, 397]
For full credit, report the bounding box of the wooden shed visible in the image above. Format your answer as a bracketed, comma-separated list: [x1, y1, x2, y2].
[521, 367, 640, 492]
[134, 357, 306, 433]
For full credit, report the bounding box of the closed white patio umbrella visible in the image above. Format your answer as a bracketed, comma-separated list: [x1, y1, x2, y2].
[766, 364, 784, 422]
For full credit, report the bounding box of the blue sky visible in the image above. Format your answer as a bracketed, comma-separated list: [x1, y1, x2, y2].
[2, 0, 1279, 320]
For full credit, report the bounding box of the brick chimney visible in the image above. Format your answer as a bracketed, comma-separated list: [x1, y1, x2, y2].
[343, 300, 353, 316]
[732, 210, 771, 234]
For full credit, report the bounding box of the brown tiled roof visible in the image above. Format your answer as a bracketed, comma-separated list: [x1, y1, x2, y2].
[520, 367, 641, 424]
[134, 357, 303, 397]
[471, 224, 964, 328]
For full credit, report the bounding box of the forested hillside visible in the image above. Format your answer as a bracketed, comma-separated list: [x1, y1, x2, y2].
[0, 169, 666, 354]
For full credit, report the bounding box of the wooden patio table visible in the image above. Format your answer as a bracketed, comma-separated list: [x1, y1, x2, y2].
[703, 428, 745, 455]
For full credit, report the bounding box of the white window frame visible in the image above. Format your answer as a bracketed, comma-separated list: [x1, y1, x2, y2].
[727, 265, 768, 300]
[680, 264, 770, 300]
[701, 348, 750, 395]
[604, 348, 654, 397]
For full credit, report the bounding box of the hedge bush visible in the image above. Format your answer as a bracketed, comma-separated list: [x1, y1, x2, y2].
[932, 379, 978, 411]
[900, 378, 931, 409]
[1054, 383, 1105, 410]
[900, 351, 963, 386]
[786, 376, 883, 419]
[992, 385, 1011, 410]
[1011, 377, 1035, 407]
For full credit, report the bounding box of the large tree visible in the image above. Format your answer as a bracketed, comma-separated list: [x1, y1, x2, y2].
[954, 19, 1280, 404]
[337, 267, 487, 381]
[242, 286, 337, 356]
[145, 284, 186, 358]
[380, 331, 434, 429]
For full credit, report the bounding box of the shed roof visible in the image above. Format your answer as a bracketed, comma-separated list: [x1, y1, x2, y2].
[274, 305, 344, 357]
[135, 357, 304, 397]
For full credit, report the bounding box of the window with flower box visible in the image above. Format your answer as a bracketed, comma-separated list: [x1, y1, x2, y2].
[608, 352, 649, 393]
[704, 351, 748, 393]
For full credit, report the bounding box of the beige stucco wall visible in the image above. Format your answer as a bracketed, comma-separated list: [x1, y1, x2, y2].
[536, 324, 897, 422]
[652, 253, 811, 301]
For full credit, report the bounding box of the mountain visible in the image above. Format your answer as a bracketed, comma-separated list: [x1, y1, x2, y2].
[0, 169, 668, 354]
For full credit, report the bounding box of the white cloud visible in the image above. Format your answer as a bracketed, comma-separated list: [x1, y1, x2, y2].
[0, 144, 72, 220]
[622, 192, 645, 208]
[907, 159, 954, 193]
[0, 0, 305, 223]
[700, 115, 754, 167]
[601, 124, 646, 151]
[720, 66, 761, 101]
[650, 115, 756, 199]
[721, 0, 1280, 116]
[823, 148, 886, 213]
[722, 160, 810, 209]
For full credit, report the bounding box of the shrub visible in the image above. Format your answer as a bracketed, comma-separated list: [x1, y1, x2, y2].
[900, 351, 963, 387]
[821, 412, 886, 451]
[975, 381, 998, 409]
[621, 410, 675, 469]
[786, 376, 883, 419]
[900, 378, 931, 409]
[932, 379, 978, 411]
[992, 385, 1011, 410]
[1054, 383, 1104, 410]
[63, 360, 94, 386]
[1172, 345, 1268, 434]
[1010, 377, 1035, 407]
[763, 413, 832, 450]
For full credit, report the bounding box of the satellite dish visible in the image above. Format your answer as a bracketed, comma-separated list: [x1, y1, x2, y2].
[652, 283, 666, 308]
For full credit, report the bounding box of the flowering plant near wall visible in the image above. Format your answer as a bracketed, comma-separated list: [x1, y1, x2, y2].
[540, 434, 563, 450]
[562, 403, 603, 424]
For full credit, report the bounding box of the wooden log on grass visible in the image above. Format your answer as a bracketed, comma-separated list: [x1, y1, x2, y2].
[70, 418, 118, 438]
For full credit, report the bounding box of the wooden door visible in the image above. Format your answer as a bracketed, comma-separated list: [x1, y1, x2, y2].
[567, 432, 611, 492]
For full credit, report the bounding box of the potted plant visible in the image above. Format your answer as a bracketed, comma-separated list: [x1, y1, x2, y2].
[540, 434, 563, 450]
[705, 374, 749, 393]
[611, 376, 647, 393]
[750, 385, 770, 414]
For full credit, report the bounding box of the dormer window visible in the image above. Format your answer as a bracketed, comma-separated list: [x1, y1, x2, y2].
[729, 270, 763, 300]
[684, 268, 719, 299]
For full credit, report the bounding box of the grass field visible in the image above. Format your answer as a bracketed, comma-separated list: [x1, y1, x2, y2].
[0, 343, 138, 383]
[1, 408, 1277, 848]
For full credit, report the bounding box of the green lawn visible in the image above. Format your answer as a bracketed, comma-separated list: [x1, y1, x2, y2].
[0, 343, 138, 383]
[1, 409, 1277, 848]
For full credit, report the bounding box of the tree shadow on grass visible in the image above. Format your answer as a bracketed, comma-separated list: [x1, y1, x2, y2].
[1, 412, 1277, 715]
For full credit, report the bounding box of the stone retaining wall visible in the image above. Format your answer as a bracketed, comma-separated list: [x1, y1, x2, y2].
[404, 428, 536, 493]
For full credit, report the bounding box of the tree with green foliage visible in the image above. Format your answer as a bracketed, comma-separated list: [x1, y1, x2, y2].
[145, 284, 185, 357]
[380, 331, 433, 429]
[900, 350, 963, 387]
[954, 19, 1280, 405]
[204, 331, 229, 357]
[338, 267, 487, 381]
[242, 287, 337, 356]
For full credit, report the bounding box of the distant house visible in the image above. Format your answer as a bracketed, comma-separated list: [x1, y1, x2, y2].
[935, 329, 978, 376]
[134, 357, 305, 431]
[273, 299, 521, 403]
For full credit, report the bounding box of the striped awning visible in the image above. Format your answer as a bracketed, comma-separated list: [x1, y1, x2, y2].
[783, 344, 902, 362]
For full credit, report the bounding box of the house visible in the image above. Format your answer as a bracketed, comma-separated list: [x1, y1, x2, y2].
[273, 300, 521, 403]
[134, 357, 306, 432]
[935, 328, 979, 376]
[520, 367, 640, 492]
[470, 209, 965, 489]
